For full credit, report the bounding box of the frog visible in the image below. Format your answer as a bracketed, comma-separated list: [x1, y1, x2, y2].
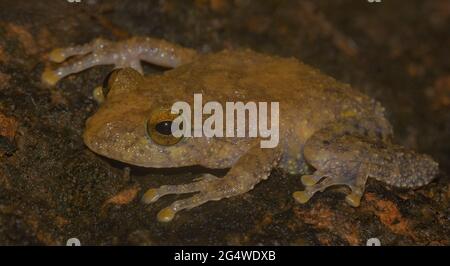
[42, 37, 439, 222]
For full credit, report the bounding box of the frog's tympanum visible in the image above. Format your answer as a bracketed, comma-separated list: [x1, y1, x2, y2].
[42, 37, 439, 222]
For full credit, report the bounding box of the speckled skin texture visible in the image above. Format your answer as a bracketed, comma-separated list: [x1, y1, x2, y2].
[43, 38, 439, 222]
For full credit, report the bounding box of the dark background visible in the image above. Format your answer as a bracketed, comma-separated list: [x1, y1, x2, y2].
[0, 0, 448, 245]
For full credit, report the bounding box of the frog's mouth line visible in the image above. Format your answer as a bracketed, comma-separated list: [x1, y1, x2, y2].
[99, 155, 230, 176]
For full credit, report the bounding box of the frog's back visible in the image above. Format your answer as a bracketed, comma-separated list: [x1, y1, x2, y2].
[158, 50, 391, 174]
[163, 49, 389, 133]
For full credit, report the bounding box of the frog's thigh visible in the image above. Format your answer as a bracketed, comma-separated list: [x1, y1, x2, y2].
[294, 132, 372, 207]
[144, 145, 282, 222]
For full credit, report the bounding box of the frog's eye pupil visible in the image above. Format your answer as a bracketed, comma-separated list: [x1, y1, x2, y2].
[147, 108, 182, 146]
[155, 121, 173, 135]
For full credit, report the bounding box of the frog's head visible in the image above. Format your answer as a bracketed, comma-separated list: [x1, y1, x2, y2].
[83, 68, 208, 168]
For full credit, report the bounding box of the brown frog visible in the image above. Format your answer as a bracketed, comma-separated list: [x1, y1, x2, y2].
[42, 37, 439, 222]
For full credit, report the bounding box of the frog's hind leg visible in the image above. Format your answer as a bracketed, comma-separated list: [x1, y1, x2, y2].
[42, 37, 198, 86]
[294, 119, 386, 206]
[294, 119, 439, 207]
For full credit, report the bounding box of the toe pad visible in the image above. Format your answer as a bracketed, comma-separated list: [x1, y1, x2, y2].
[48, 48, 65, 63]
[41, 68, 60, 86]
[157, 207, 175, 222]
[301, 175, 319, 186]
[142, 188, 159, 204]
[293, 191, 312, 204]
[345, 193, 361, 207]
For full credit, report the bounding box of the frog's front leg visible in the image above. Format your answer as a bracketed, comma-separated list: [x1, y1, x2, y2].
[142, 144, 282, 222]
[293, 119, 438, 207]
[42, 37, 198, 86]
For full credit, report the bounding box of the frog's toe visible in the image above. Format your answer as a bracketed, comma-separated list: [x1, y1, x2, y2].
[300, 173, 325, 186]
[47, 38, 109, 64]
[157, 207, 176, 223]
[42, 52, 108, 86]
[293, 190, 312, 204]
[154, 192, 216, 223]
[142, 188, 161, 204]
[41, 68, 61, 86]
[301, 175, 317, 186]
[48, 48, 66, 63]
[345, 191, 362, 207]
[294, 167, 370, 206]
[294, 174, 356, 204]
[300, 169, 329, 187]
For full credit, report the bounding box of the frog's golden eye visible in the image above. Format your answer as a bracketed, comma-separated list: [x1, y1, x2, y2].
[146, 108, 183, 146]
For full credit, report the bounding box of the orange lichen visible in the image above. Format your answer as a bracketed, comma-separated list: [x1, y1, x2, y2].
[245, 16, 271, 34]
[35, 28, 60, 58]
[426, 75, 450, 110]
[55, 216, 70, 229]
[300, 204, 335, 229]
[0, 72, 11, 89]
[0, 113, 18, 141]
[212, 0, 230, 12]
[406, 63, 425, 78]
[250, 213, 273, 235]
[27, 214, 60, 245]
[295, 203, 360, 245]
[104, 185, 140, 205]
[194, 0, 230, 12]
[364, 193, 416, 239]
[299, 1, 359, 57]
[50, 89, 68, 106]
[5, 23, 38, 55]
[0, 45, 9, 63]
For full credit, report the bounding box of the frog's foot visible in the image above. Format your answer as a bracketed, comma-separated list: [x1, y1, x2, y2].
[42, 37, 198, 86]
[42, 38, 117, 86]
[142, 174, 237, 223]
[294, 119, 438, 207]
[294, 123, 375, 207]
[142, 174, 218, 205]
[294, 164, 367, 207]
